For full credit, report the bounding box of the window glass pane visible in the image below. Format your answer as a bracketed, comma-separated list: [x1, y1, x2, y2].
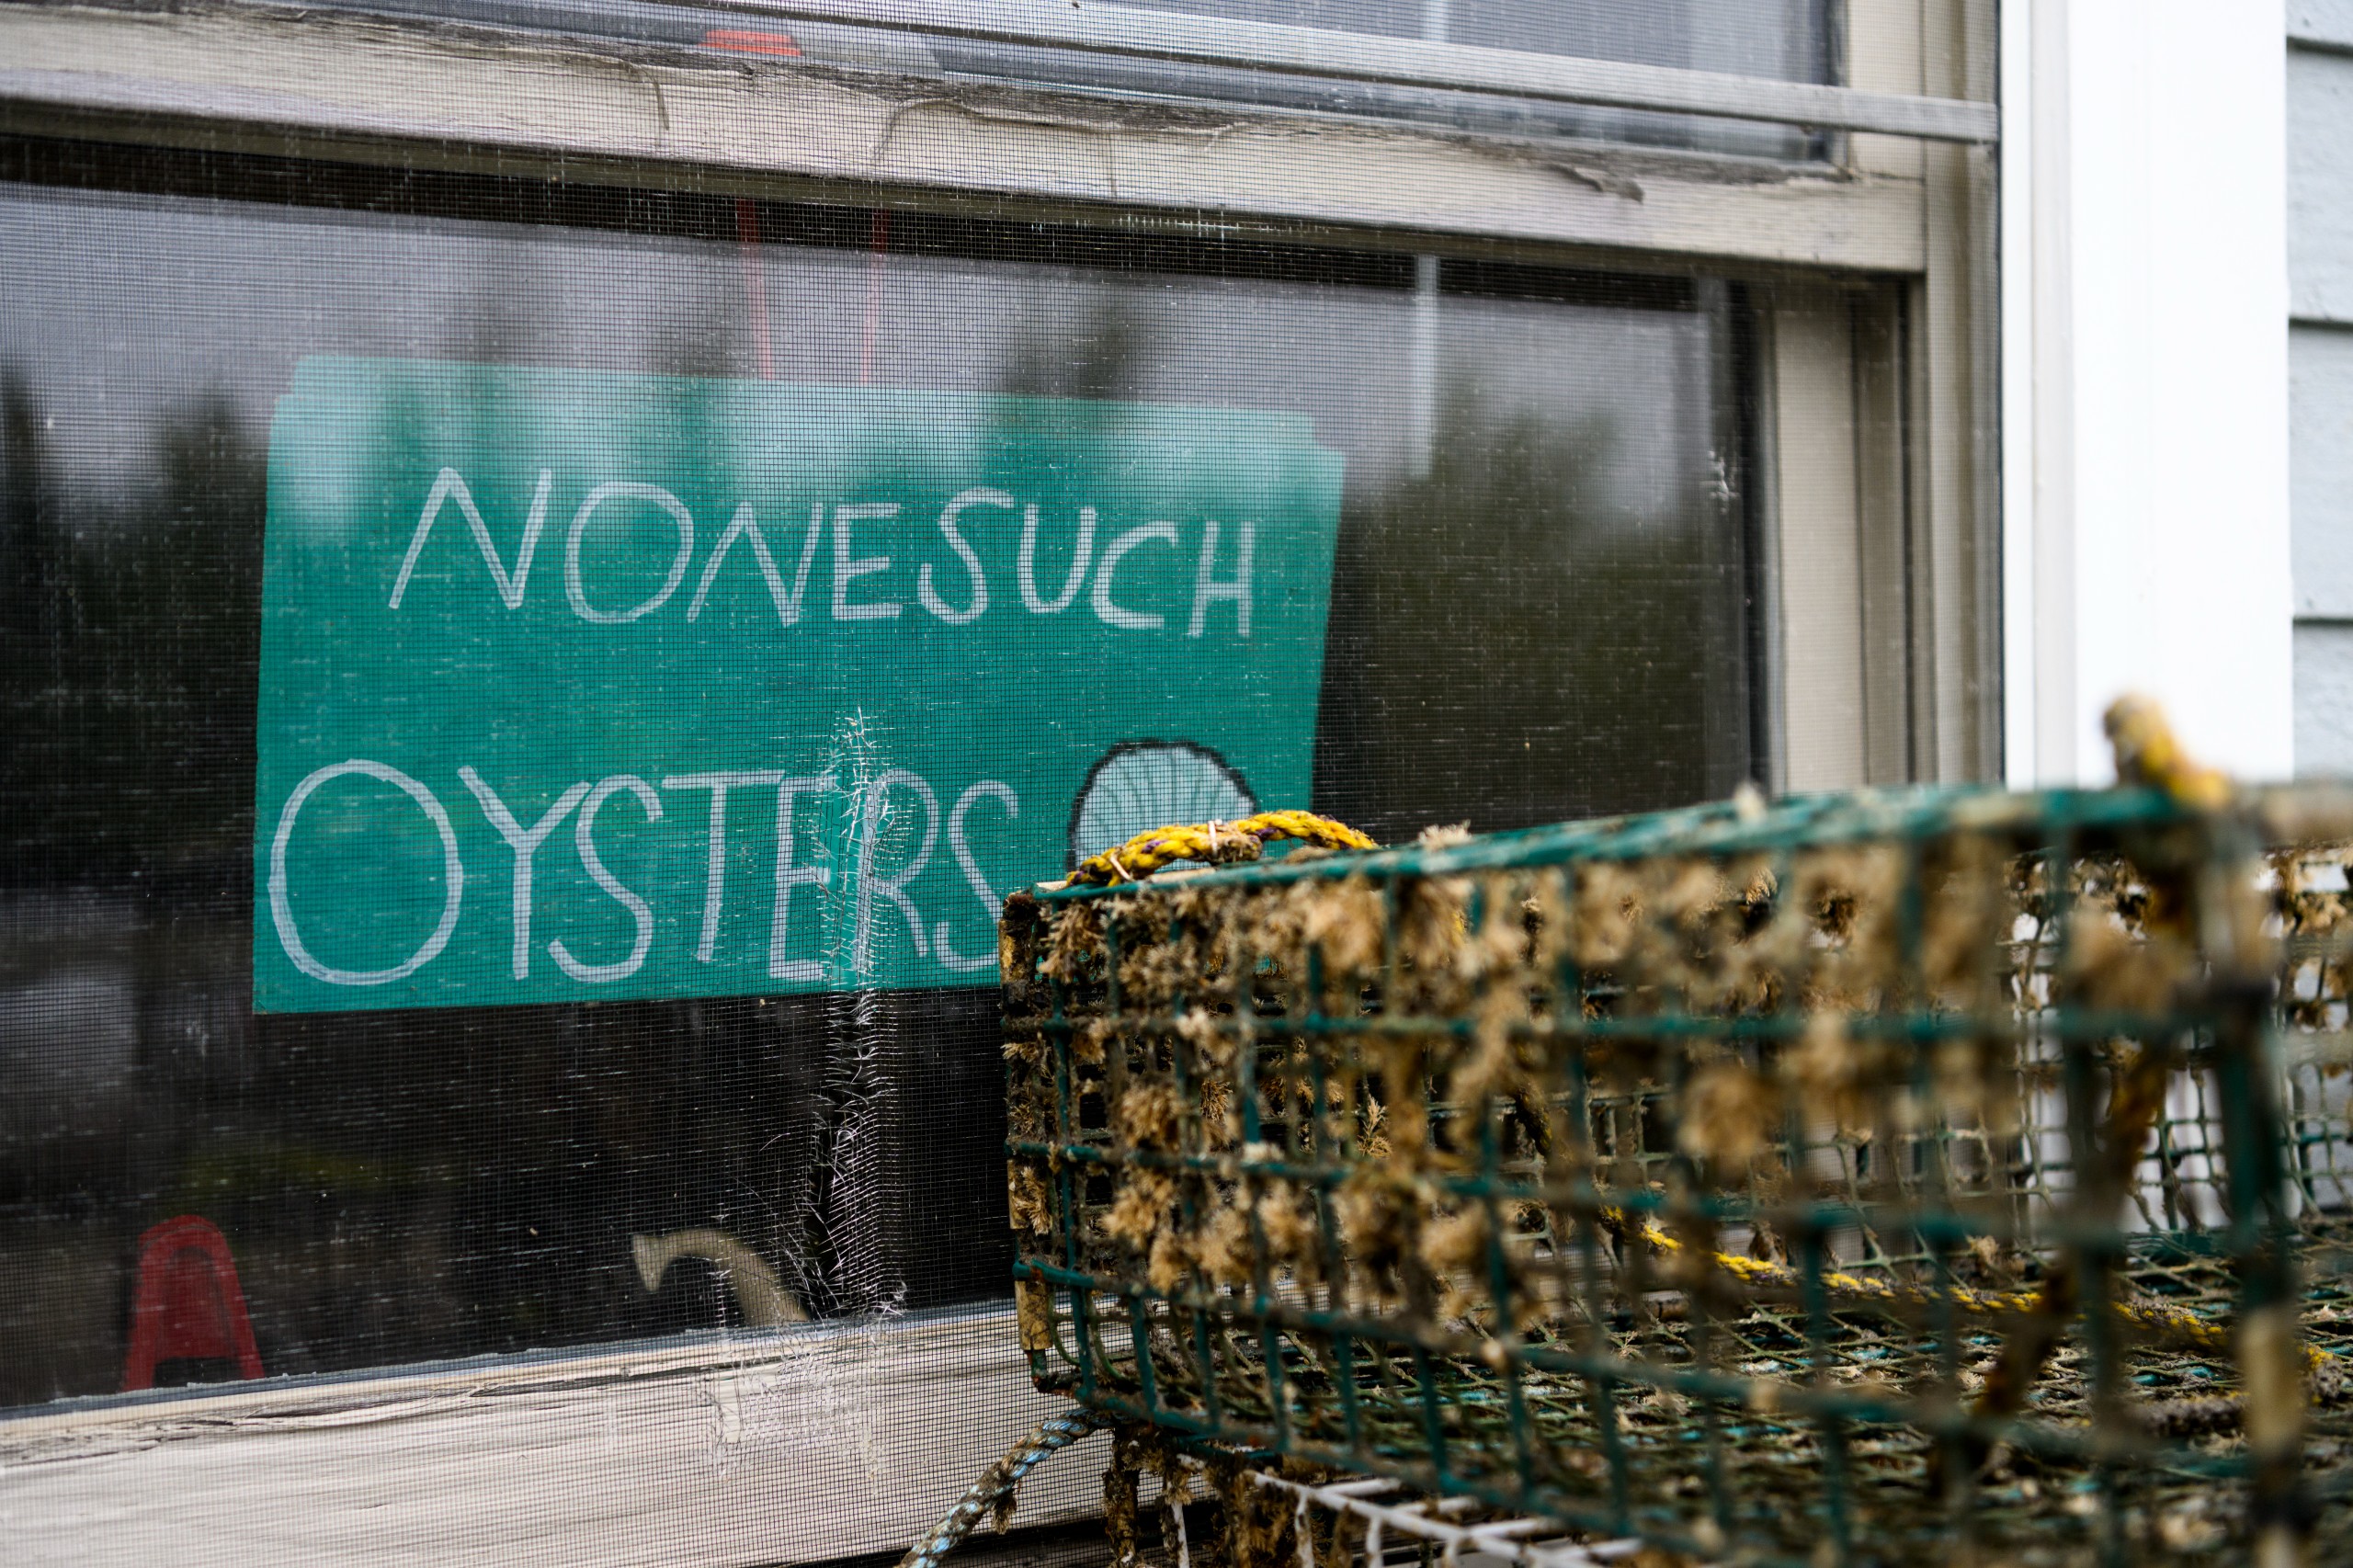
[0, 144, 1752, 1409]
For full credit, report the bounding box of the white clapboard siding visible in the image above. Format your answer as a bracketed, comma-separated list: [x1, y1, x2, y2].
[2290, 18, 2353, 774]
[2292, 325, 2353, 619]
[0, 1307, 1111, 1568]
[2292, 39, 2353, 325]
[2298, 625, 2353, 775]
[2293, 3, 2353, 52]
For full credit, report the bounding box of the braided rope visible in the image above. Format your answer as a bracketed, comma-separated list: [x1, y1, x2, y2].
[897, 1407, 1108, 1568]
[2105, 693, 2233, 810]
[1605, 1207, 2334, 1374]
[1069, 809, 1376, 888]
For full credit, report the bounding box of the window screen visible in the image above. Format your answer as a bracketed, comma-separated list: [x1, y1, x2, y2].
[0, 142, 1755, 1417]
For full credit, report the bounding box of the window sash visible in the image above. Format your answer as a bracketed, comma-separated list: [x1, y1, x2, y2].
[0, 2, 1944, 274]
[614, 0, 1997, 143]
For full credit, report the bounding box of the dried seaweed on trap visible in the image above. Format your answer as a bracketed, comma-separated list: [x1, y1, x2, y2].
[1002, 780, 2353, 1566]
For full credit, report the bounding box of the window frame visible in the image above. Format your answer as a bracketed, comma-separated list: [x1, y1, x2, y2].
[0, 0, 2000, 1557]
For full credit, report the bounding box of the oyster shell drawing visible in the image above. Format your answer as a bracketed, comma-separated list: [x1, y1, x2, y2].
[1067, 742, 1256, 869]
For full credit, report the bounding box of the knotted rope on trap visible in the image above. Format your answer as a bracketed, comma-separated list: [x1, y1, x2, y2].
[1068, 810, 1377, 888]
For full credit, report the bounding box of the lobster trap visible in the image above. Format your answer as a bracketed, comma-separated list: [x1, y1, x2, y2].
[999, 785, 2353, 1566]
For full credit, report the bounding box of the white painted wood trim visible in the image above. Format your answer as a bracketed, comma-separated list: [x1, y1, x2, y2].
[1999, 0, 2043, 787]
[0, 1, 1938, 274]
[0, 1305, 1113, 1568]
[2004, 0, 2293, 785]
[1767, 1, 1998, 791]
[1919, 0, 2004, 784]
[1767, 285, 1870, 794]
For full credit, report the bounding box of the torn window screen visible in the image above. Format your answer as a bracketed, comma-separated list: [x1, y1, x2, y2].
[0, 141, 1754, 1408]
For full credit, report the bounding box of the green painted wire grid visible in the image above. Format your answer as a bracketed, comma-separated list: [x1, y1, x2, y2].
[1000, 783, 2353, 1567]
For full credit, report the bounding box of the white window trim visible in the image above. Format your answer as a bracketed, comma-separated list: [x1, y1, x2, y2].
[1768, 0, 2001, 790]
[4, 0, 1939, 272]
[3, 1303, 1121, 1567]
[2002, 0, 2293, 786]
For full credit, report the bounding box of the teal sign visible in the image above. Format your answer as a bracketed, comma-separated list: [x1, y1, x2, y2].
[255, 358, 1342, 1012]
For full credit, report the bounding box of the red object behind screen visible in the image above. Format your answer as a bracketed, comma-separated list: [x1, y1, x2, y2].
[702, 28, 800, 56]
[120, 1215, 264, 1391]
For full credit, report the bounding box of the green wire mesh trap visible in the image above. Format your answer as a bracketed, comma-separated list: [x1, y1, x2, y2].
[999, 784, 2353, 1567]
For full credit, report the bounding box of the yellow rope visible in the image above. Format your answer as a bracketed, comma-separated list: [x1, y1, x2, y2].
[1599, 1208, 2329, 1369]
[1068, 810, 1377, 887]
[2104, 693, 2233, 810]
